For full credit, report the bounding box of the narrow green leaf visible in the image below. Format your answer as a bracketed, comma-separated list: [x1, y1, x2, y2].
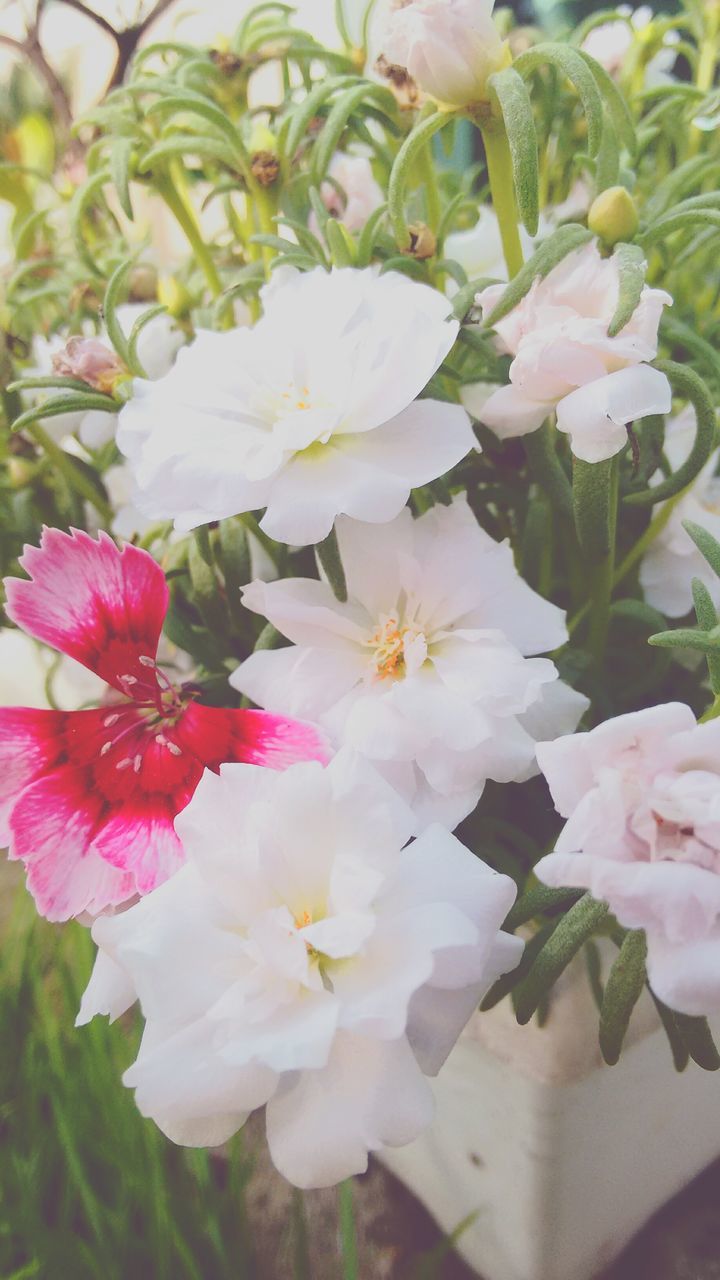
[514, 43, 604, 155]
[127, 305, 169, 378]
[640, 208, 720, 249]
[388, 109, 455, 250]
[504, 883, 583, 932]
[625, 362, 717, 506]
[139, 134, 238, 172]
[110, 137, 134, 220]
[523, 421, 574, 521]
[188, 536, 228, 637]
[283, 75, 358, 162]
[577, 47, 637, 156]
[684, 520, 720, 579]
[599, 930, 647, 1065]
[573, 456, 618, 563]
[674, 1014, 720, 1072]
[217, 517, 251, 630]
[254, 622, 284, 651]
[10, 394, 117, 434]
[649, 992, 690, 1072]
[355, 202, 388, 267]
[311, 83, 395, 185]
[607, 243, 646, 336]
[8, 376, 98, 395]
[691, 578, 720, 694]
[648, 626, 720, 655]
[481, 921, 556, 1012]
[316, 527, 347, 602]
[482, 223, 593, 328]
[103, 260, 134, 367]
[512, 894, 609, 1026]
[487, 68, 539, 236]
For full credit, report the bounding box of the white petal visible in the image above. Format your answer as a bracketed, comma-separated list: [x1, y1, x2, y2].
[556, 366, 672, 463]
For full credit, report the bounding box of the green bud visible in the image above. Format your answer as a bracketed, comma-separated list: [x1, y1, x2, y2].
[588, 186, 639, 246]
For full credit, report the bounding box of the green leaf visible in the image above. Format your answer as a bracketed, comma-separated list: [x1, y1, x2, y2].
[388, 108, 455, 250]
[127, 305, 169, 378]
[514, 43, 604, 156]
[512, 894, 610, 1026]
[649, 992, 690, 1073]
[573, 456, 618, 563]
[325, 217, 356, 267]
[504, 883, 583, 931]
[691, 578, 720, 694]
[217, 518, 251, 631]
[102, 260, 134, 368]
[316, 527, 347, 602]
[355, 202, 388, 267]
[481, 921, 557, 1012]
[625, 361, 718, 507]
[523, 421, 574, 522]
[640, 208, 720, 249]
[283, 75, 358, 162]
[684, 520, 720, 580]
[482, 223, 593, 328]
[311, 83, 395, 186]
[660, 314, 720, 389]
[577, 48, 637, 156]
[673, 1014, 720, 1072]
[7, 376, 99, 395]
[648, 626, 720, 655]
[607, 243, 646, 337]
[10, 394, 117, 434]
[188, 535, 228, 638]
[138, 134, 238, 172]
[487, 68, 539, 236]
[110, 137, 134, 220]
[254, 622, 284, 651]
[599, 930, 647, 1065]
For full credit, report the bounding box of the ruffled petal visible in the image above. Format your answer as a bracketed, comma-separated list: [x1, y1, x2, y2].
[5, 528, 168, 692]
[0, 707, 67, 843]
[173, 702, 330, 771]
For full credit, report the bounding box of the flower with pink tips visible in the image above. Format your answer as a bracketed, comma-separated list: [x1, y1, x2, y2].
[0, 528, 328, 922]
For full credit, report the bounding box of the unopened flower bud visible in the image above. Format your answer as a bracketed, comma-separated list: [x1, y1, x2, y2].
[588, 186, 639, 246]
[404, 222, 437, 260]
[158, 275, 192, 319]
[51, 337, 126, 393]
[129, 263, 158, 302]
[380, 0, 510, 110]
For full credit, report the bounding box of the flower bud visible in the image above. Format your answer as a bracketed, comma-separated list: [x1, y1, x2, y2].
[158, 275, 192, 319]
[588, 186, 639, 246]
[51, 337, 125, 393]
[404, 222, 437, 260]
[380, 0, 510, 109]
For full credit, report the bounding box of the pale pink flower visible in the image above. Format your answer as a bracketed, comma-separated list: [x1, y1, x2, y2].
[313, 153, 384, 235]
[380, 0, 509, 108]
[475, 242, 672, 463]
[535, 704, 720, 1017]
[52, 336, 126, 393]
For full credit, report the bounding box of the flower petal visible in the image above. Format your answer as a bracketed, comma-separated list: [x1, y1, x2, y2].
[555, 365, 672, 463]
[5, 528, 168, 692]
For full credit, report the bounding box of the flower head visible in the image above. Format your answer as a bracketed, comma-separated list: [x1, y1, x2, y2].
[0, 528, 327, 921]
[314, 153, 384, 234]
[77, 750, 523, 1186]
[640, 406, 720, 618]
[380, 0, 510, 108]
[52, 336, 126, 393]
[475, 242, 672, 462]
[117, 266, 474, 545]
[535, 704, 720, 1016]
[232, 498, 588, 830]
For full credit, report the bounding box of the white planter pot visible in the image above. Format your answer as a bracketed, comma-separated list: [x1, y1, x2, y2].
[380, 955, 720, 1280]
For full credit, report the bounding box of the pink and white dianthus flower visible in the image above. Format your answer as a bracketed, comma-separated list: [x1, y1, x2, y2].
[534, 703, 720, 1017]
[380, 0, 509, 108]
[0, 528, 327, 922]
[117, 266, 474, 546]
[639, 405, 720, 618]
[475, 242, 672, 463]
[231, 497, 588, 831]
[77, 749, 523, 1187]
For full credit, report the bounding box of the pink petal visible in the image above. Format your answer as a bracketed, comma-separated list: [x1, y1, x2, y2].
[10, 767, 136, 921]
[173, 703, 330, 771]
[5, 528, 168, 692]
[0, 707, 67, 844]
[89, 800, 185, 895]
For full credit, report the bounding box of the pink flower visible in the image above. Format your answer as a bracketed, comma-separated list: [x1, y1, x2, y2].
[313, 153, 384, 235]
[475, 242, 672, 463]
[534, 704, 720, 1016]
[380, 0, 509, 108]
[0, 528, 328, 922]
[52, 336, 126, 394]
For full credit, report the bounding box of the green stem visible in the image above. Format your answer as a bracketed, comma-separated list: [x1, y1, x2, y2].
[478, 116, 524, 278]
[419, 137, 442, 236]
[574, 456, 620, 666]
[338, 1179, 359, 1280]
[29, 424, 112, 523]
[156, 168, 222, 299]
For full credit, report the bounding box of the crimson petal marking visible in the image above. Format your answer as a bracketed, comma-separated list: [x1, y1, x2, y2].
[5, 528, 168, 693]
[89, 800, 185, 895]
[172, 703, 331, 771]
[10, 766, 136, 922]
[0, 707, 67, 846]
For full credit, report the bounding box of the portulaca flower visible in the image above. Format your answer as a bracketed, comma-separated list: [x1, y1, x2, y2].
[232, 498, 588, 831]
[444, 206, 546, 288]
[639, 406, 720, 618]
[380, 0, 510, 108]
[77, 750, 523, 1186]
[116, 267, 473, 546]
[475, 242, 672, 463]
[28, 305, 184, 449]
[582, 6, 678, 86]
[312, 153, 384, 235]
[535, 704, 720, 1017]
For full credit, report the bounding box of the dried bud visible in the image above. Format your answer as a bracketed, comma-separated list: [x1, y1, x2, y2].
[209, 49, 244, 75]
[404, 222, 437, 260]
[129, 264, 158, 302]
[251, 150, 280, 188]
[588, 186, 639, 246]
[375, 54, 421, 109]
[51, 337, 126, 393]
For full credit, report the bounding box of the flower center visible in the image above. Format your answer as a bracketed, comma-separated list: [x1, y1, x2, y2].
[369, 614, 413, 680]
[102, 656, 193, 773]
[280, 382, 312, 412]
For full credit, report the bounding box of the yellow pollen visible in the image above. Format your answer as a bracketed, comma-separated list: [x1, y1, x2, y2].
[370, 616, 409, 680]
[296, 909, 312, 928]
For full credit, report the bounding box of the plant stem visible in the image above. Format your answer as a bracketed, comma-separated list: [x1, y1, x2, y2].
[156, 168, 222, 300]
[29, 424, 112, 523]
[576, 456, 619, 666]
[338, 1179, 359, 1280]
[478, 115, 524, 278]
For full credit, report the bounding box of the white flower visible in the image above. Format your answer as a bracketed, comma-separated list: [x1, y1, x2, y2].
[77, 750, 523, 1187]
[27, 305, 184, 449]
[445, 206, 546, 287]
[582, 6, 678, 86]
[639, 406, 720, 618]
[116, 267, 474, 546]
[475, 242, 672, 463]
[380, 0, 509, 108]
[231, 498, 588, 831]
[535, 705, 720, 1017]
